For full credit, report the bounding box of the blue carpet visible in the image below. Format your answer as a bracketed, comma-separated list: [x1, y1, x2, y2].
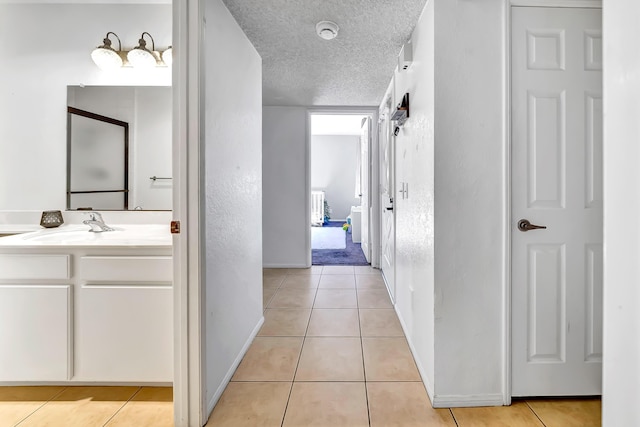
[312, 221, 369, 266]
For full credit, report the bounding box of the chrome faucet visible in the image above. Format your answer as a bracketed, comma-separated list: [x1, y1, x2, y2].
[83, 212, 114, 232]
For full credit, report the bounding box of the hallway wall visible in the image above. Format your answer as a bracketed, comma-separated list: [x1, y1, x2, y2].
[431, 0, 506, 405]
[391, 0, 436, 401]
[203, 0, 263, 415]
[388, 0, 506, 406]
[263, 106, 309, 268]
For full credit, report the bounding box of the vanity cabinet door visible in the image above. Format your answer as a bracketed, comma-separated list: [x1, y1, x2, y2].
[74, 285, 172, 382]
[0, 285, 71, 381]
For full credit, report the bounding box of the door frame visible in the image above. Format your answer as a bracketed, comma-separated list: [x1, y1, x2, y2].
[378, 82, 396, 302]
[505, 0, 603, 405]
[173, 0, 205, 425]
[306, 107, 379, 267]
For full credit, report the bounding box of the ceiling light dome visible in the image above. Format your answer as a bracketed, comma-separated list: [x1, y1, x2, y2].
[316, 21, 339, 40]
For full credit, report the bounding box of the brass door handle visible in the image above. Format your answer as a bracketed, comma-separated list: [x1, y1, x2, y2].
[518, 219, 547, 232]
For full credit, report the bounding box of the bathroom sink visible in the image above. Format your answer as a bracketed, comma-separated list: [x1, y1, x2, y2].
[18, 224, 171, 246]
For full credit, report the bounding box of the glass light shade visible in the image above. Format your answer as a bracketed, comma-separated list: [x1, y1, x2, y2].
[91, 47, 123, 70]
[127, 48, 157, 68]
[162, 47, 172, 66]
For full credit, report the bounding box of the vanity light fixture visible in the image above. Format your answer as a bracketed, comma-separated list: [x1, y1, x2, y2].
[91, 31, 172, 70]
[162, 46, 173, 66]
[91, 32, 124, 70]
[127, 32, 159, 68]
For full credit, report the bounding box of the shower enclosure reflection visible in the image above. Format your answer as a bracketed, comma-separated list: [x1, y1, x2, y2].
[67, 107, 129, 210]
[66, 86, 172, 211]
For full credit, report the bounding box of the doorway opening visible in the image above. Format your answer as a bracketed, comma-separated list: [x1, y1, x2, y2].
[309, 113, 371, 265]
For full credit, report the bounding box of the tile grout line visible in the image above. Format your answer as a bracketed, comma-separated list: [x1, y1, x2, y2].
[449, 408, 460, 427]
[355, 271, 373, 427]
[279, 269, 318, 427]
[524, 400, 548, 427]
[14, 386, 69, 426]
[279, 382, 295, 427]
[101, 386, 143, 427]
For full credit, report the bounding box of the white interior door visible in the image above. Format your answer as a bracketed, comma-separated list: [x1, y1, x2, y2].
[360, 117, 371, 263]
[379, 100, 395, 300]
[512, 6, 602, 396]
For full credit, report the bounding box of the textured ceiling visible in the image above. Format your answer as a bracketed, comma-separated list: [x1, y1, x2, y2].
[221, 0, 427, 107]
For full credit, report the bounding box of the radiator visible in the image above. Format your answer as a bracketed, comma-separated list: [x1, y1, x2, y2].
[311, 191, 325, 225]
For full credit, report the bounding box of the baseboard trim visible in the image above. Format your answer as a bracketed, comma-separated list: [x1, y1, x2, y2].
[263, 263, 310, 269]
[0, 381, 172, 386]
[206, 316, 264, 416]
[393, 304, 435, 405]
[510, 0, 601, 8]
[432, 393, 505, 408]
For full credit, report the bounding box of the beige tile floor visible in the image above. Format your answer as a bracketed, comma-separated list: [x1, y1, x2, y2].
[0, 266, 601, 426]
[0, 386, 172, 427]
[207, 266, 602, 427]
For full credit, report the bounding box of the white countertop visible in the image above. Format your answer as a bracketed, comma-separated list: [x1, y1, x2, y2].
[0, 224, 42, 234]
[0, 224, 172, 248]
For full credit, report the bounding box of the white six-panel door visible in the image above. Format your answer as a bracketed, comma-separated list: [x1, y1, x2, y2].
[511, 6, 602, 396]
[379, 98, 395, 300]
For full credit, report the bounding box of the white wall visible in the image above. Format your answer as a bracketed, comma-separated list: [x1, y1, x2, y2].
[388, 0, 506, 406]
[431, 0, 506, 405]
[203, 0, 263, 416]
[602, 1, 640, 425]
[0, 4, 171, 211]
[392, 0, 436, 400]
[263, 106, 309, 268]
[311, 135, 360, 220]
[133, 87, 173, 210]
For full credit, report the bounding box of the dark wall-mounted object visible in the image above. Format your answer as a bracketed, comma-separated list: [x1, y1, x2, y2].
[391, 93, 410, 126]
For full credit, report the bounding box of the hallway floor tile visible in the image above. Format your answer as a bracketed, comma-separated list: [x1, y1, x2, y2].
[0, 267, 602, 426]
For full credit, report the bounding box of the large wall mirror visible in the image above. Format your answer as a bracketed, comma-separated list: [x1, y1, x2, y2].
[66, 86, 172, 211]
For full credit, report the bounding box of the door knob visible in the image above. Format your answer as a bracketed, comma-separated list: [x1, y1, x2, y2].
[517, 219, 547, 232]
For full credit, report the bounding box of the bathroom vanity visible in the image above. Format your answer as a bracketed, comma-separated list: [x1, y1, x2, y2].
[0, 224, 172, 384]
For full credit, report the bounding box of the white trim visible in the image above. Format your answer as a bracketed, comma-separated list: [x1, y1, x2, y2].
[306, 107, 379, 269]
[0, 381, 173, 386]
[378, 80, 396, 303]
[190, 0, 205, 421]
[172, 0, 204, 425]
[172, 0, 188, 425]
[369, 113, 381, 269]
[206, 316, 264, 415]
[67, 285, 74, 380]
[393, 303, 434, 405]
[503, 0, 513, 407]
[510, 0, 601, 8]
[263, 263, 310, 269]
[432, 394, 506, 408]
[305, 113, 312, 268]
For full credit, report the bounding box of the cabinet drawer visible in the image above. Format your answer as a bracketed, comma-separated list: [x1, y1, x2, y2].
[80, 256, 172, 283]
[0, 254, 70, 280]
